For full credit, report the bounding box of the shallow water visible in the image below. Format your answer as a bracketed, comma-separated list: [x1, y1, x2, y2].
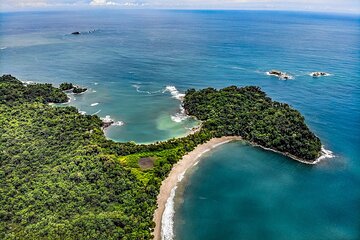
[1, 10, 359, 239]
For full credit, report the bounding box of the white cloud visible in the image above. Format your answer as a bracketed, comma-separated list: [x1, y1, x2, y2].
[89, 0, 116, 5]
[89, 0, 146, 6]
[2, 0, 48, 8]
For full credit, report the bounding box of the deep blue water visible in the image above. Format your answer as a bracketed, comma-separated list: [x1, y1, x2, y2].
[1, 10, 359, 240]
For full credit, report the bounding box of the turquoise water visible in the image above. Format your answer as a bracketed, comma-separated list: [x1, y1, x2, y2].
[174, 142, 359, 240]
[1, 10, 359, 239]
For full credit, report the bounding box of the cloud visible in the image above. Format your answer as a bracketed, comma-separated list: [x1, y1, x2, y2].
[89, 0, 146, 6]
[89, 0, 116, 5]
[0, 0, 359, 13]
[1, 0, 48, 8]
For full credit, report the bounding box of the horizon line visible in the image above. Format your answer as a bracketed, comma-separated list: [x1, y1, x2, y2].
[1, 7, 359, 15]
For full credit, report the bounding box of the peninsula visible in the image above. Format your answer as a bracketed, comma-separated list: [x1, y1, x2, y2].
[0, 75, 321, 239]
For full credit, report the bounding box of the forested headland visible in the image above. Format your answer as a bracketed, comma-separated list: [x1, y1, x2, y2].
[184, 86, 321, 160]
[0, 75, 321, 239]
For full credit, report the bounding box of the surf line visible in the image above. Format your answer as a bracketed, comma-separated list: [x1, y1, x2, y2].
[153, 136, 242, 240]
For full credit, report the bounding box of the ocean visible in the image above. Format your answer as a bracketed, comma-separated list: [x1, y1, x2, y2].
[1, 10, 359, 240]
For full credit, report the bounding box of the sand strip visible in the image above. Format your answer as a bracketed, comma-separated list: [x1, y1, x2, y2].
[152, 135, 332, 239]
[153, 136, 242, 240]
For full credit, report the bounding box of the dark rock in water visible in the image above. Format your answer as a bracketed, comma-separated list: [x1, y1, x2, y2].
[102, 121, 114, 128]
[267, 70, 293, 80]
[71, 32, 80, 35]
[72, 87, 87, 94]
[269, 70, 283, 76]
[311, 72, 329, 77]
[101, 116, 114, 129]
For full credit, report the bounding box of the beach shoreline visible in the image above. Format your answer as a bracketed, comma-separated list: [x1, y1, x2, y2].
[153, 136, 242, 240]
[152, 135, 332, 239]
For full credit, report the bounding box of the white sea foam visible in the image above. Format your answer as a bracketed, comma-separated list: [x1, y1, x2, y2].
[212, 140, 231, 148]
[132, 84, 188, 123]
[170, 105, 189, 123]
[101, 115, 113, 123]
[94, 82, 98, 85]
[132, 84, 151, 94]
[232, 66, 247, 70]
[112, 121, 125, 126]
[163, 86, 189, 123]
[178, 171, 186, 182]
[90, 102, 99, 107]
[309, 72, 331, 77]
[92, 109, 101, 115]
[100, 115, 125, 127]
[197, 149, 210, 158]
[132, 84, 162, 94]
[92, 90, 97, 93]
[317, 146, 335, 162]
[63, 94, 73, 104]
[161, 169, 187, 240]
[160, 139, 237, 240]
[163, 86, 185, 101]
[266, 71, 294, 80]
[79, 111, 86, 115]
[161, 186, 178, 240]
[0, 47, 7, 50]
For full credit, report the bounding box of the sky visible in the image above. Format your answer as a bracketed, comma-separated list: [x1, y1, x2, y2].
[0, 0, 359, 13]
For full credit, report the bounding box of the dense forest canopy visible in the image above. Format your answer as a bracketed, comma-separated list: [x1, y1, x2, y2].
[0, 75, 321, 239]
[184, 86, 321, 160]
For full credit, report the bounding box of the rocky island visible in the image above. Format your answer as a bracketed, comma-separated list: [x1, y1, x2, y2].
[310, 71, 330, 77]
[0, 75, 322, 239]
[267, 69, 293, 80]
[60, 82, 87, 94]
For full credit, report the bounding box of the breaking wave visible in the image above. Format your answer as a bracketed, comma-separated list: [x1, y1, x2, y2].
[92, 109, 101, 115]
[266, 71, 294, 80]
[161, 170, 186, 240]
[160, 144, 230, 240]
[100, 115, 124, 127]
[163, 86, 185, 101]
[90, 102, 99, 107]
[131, 84, 189, 123]
[163, 86, 188, 123]
[161, 186, 177, 240]
[113, 121, 125, 126]
[317, 146, 335, 162]
[170, 105, 188, 123]
[132, 84, 161, 95]
[309, 72, 331, 77]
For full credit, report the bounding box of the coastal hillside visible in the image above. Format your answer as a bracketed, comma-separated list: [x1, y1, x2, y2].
[0, 75, 321, 239]
[184, 86, 321, 160]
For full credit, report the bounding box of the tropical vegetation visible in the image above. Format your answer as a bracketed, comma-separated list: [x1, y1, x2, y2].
[0, 75, 321, 239]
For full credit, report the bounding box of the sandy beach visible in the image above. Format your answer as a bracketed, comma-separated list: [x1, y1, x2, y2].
[152, 135, 331, 239]
[153, 136, 242, 240]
